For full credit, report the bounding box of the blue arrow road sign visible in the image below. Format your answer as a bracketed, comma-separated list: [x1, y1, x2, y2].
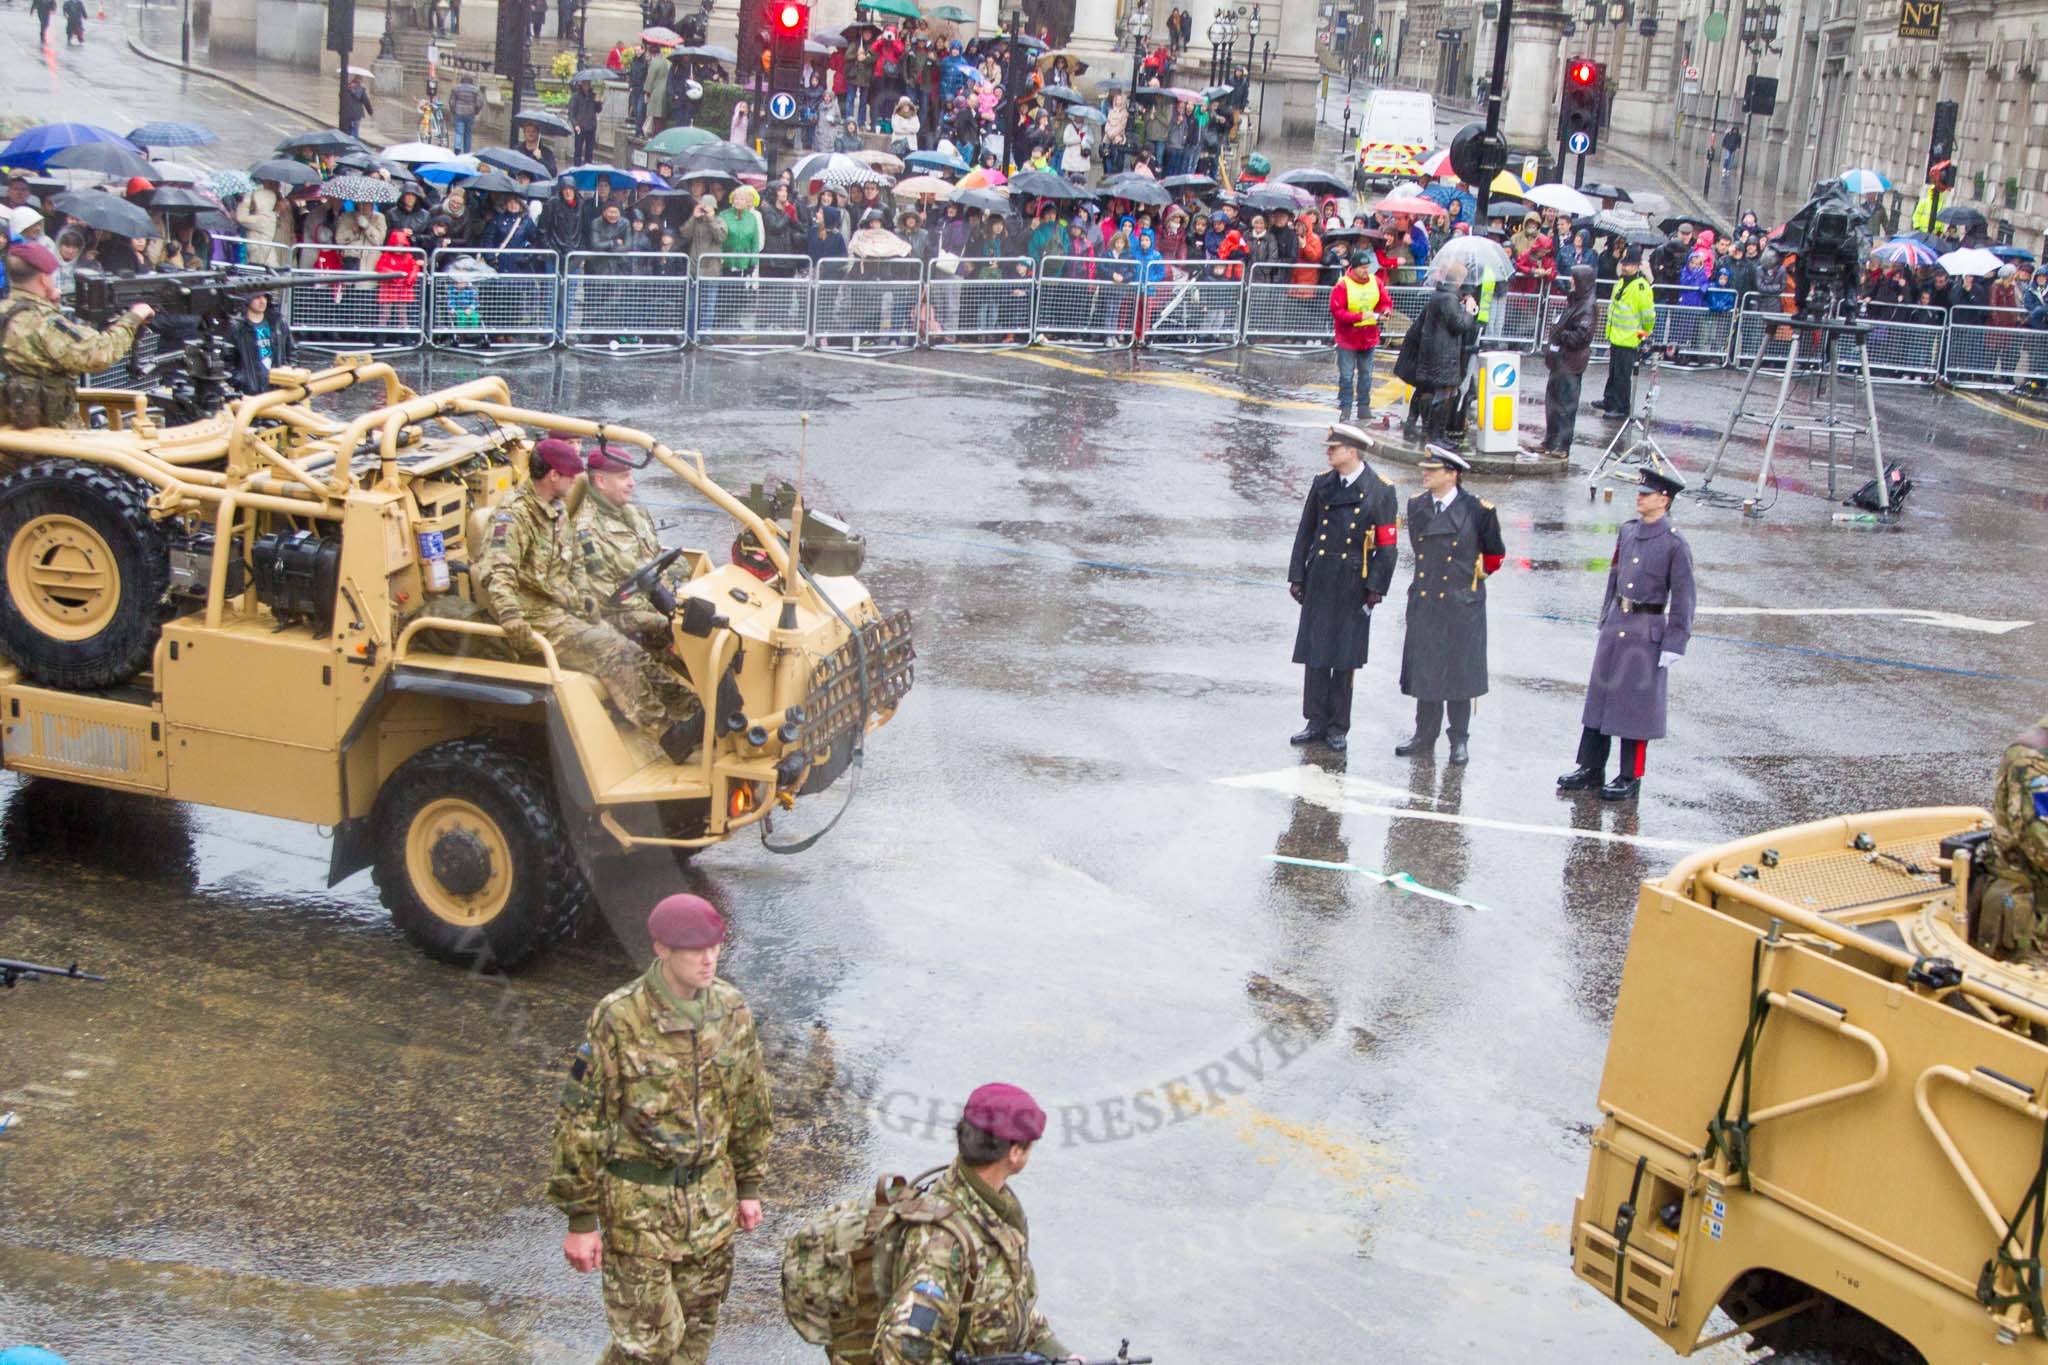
[1567, 130, 1592, 154]
[769, 92, 797, 122]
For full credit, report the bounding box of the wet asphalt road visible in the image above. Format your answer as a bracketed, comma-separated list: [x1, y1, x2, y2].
[8, 23, 2048, 1364]
[3, 337, 2046, 1364]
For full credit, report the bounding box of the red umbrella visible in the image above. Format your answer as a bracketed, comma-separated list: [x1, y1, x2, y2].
[1375, 194, 1447, 218]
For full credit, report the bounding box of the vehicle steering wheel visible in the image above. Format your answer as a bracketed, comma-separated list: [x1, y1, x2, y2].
[609, 546, 687, 613]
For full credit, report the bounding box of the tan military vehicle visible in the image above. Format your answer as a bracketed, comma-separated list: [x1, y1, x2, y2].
[1569, 805, 2048, 1363]
[0, 359, 912, 968]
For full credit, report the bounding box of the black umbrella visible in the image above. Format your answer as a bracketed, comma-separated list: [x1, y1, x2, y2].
[1103, 177, 1172, 206]
[1241, 186, 1307, 214]
[1579, 181, 1632, 203]
[47, 190, 157, 236]
[46, 140, 158, 179]
[1322, 225, 1369, 243]
[841, 20, 881, 41]
[1485, 199, 1526, 220]
[146, 185, 224, 211]
[678, 141, 767, 176]
[1036, 86, 1088, 106]
[1160, 172, 1217, 191]
[461, 170, 532, 195]
[1276, 167, 1349, 197]
[571, 66, 625, 83]
[248, 158, 324, 187]
[476, 146, 550, 178]
[811, 30, 848, 48]
[1659, 213, 1725, 235]
[276, 128, 363, 155]
[1938, 204, 1988, 229]
[1009, 169, 1092, 201]
[674, 168, 739, 189]
[674, 43, 737, 61]
[513, 109, 574, 137]
[1097, 76, 1132, 92]
[950, 186, 1014, 215]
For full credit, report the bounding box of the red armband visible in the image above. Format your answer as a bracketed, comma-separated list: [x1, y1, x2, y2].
[1374, 524, 1399, 547]
[1483, 553, 1504, 574]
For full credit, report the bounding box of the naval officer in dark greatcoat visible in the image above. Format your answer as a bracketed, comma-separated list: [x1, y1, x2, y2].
[1394, 445, 1506, 765]
[1557, 464, 1697, 801]
[1288, 422, 1401, 753]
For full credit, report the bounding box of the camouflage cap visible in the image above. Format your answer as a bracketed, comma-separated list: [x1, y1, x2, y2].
[5, 240, 60, 276]
[533, 437, 585, 478]
[648, 893, 726, 949]
[963, 1082, 1046, 1143]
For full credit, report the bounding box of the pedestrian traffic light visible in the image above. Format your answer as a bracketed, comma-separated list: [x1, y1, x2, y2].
[1559, 56, 1603, 155]
[1928, 98, 1958, 177]
[769, 0, 808, 94]
[1371, 28, 1383, 51]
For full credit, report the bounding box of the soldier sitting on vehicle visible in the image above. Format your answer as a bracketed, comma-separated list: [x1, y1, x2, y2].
[1978, 713, 2048, 958]
[477, 437, 704, 763]
[575, 444, 681, 649]
[0, 241, 152, 430]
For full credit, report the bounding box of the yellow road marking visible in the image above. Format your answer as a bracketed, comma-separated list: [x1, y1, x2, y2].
[1951, 386, 2048, 434]
[1004, 349, 1409, 411]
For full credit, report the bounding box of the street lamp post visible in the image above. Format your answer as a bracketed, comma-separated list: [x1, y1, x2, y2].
[1735, 1, 1781, 209]
[1004, 7, 1028, 172]
[1128, 0, 1150, 105]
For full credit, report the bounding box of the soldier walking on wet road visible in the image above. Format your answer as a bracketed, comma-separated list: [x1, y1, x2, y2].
[1556, 465, 1695, 802]
[576, 444, 676, 649]
[1288, 423, 1400, 753]
[1394, 446, 1505, 765]
[549, 894, 775, 1365]
[872, 1084, 1078, 1365]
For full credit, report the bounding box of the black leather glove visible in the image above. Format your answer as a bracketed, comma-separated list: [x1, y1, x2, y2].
[1288, 581, 1304, 604]
[1365, 590, 1384, 607]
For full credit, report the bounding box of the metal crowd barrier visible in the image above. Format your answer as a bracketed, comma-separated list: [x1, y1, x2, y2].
[287, 243, 427, 354]
[1942, 307, 2048, 390]
[695, 254, 814, 354]
[1141, 259, 1244, 352]
[427, 246, 559, 354]
[1242, 262, 1334, 352]
[561, 251, 691, 354]
[1032, 255, 1138, 349]
[1644, 282, 1737, 365]
[926, 256, 1036, 349]
[812, 258, 923, 354]
[1846, 305, 1947, 385]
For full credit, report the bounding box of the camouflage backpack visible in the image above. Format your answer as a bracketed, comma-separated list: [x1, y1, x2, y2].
[781, 1166, 981, 1363]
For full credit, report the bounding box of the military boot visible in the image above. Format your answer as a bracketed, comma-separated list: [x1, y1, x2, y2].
[1556, 766, 1601, 791]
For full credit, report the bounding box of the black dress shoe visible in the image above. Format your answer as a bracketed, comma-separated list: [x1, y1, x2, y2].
[1290, 725, 1324, 746]
[1447, 739, 1469, 765]
[1600, 776, 1641, 802]
[1556, 765, 1601, 791]
[1393, 733, 1432, 756]
[1325, 733, 1348, 752]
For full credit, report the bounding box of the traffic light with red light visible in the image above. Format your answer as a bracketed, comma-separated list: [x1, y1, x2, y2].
[1559, 55, 1605, 155]
[769, 0, 809, 94]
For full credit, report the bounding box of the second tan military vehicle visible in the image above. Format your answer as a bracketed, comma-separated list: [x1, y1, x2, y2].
[0, 358, 912, 968]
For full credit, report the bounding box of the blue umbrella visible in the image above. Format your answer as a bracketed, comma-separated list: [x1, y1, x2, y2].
[1991, 242, 2037, 264]
[0, 122, 128, 173]
[128, 121, 220, 148]
[1421, 180, 1475, 226]
[906, 147, 971, 174]
[1838, 167, 1890, 194]
[416, 156, 482, 185]
[557, 163, 634, 190]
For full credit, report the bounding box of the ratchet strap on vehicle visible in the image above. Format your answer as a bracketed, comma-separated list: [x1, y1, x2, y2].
[1979, 1106, 2048, 1337]
[1704, 939, 1773, 1190]
[760, 563, 867, 856]
[1608, 1154, 1650, 1307]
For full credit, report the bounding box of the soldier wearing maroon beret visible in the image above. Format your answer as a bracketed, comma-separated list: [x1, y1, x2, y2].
[871, 1082, 1079, 1365]
[547, 893, 775, 1365]
[1, 239, 154, 429]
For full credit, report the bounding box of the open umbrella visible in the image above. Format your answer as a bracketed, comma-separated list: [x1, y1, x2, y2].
[1198, 84, 1235, 102]
[128, 121, 218, 148]
[905, 147, 972, 175]
[841, 20, 882, 41]
[1838, 168, 1891, 195]
[927, 3, 973, 17]
[1066, 106, 1105, 125]
[1008, 169, 1089, 200]
[1484, 199, 1526, 220]
[1938, 246, 2002, 277]
[248, 158, 324, 187]
[674, 43, 737, 62]
[0, 123, 127, 173]
[556, 164, 634, 190]
[852, 148, 905, 174]
[1937, 204, 1988, 230]
[1103, 177, 1172, 207]
[644, 126, 721, 156]
[380, 141, 455, 164]
[798, 152, 876, 190]
[1427, 235, 1513, 286]
[416, 156, 482, 185]
[146, 185, 225, 212]
[674, 168, 739, 190]
[1872, 237, 1938, 268]
[461, 170, 534, 196]
[1523, 181, 1596, 217]
[810, 29, 848, 48]
[207, 169, 255, 198]
[1659, 213, 1725, 235]
[512, 109, 574, 137]
[857, 0, 922, 18]
[824, 166, 891, 193]
[1243, 183, 1313, 213]
[949, 186, 1014, 215]
[680, 141, 768, 176]
[893, 174, 954, 198]
[1421, 182, 1475, 222]
[639, 25, 681, 43]
[277, 128, 363, 155]
[46, 140, 158, 179]
[1416, 148, 1454, 178]
[1578, 181, 1632, 203]
[47, 190, 158, 237]
[1376, 193, 1447, 217]
[1036, 86, 1088, 107]
[476, 146, 550, 178]
[1159, 172, 1216, 192]
[1276, 167, 1349, 197]
[1096, 76, 1133, 93]
[958, 165, 1006, 188]
[150, 160, 209, 184]
[1991, 242, 2038, 264]
[320, 174, 401, 204]
[347, 65, 377, 80]
[571, 67, 626, 83]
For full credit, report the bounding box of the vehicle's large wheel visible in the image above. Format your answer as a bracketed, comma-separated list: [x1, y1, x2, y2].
[371, 737, 590, 969]
[0, 459, 170, 689]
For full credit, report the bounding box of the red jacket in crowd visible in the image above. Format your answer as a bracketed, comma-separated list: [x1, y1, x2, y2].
[1329, 271, 1393, 350]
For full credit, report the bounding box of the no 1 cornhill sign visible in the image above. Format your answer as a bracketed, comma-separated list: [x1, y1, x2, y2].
[1898, 0, 1941, 40]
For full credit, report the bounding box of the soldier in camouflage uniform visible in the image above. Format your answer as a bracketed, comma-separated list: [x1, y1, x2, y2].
[576, 445, 676, 648]
[1980, 714, 2048, 957]
[0, 241, 152, 430]
[549, 894, 775, 1365]
[873, 1084, 1076, 1365]
[478, 438, 702, 763]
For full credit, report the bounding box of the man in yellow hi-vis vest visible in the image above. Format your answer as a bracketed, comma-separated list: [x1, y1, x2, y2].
[1594, 247, 1657, 419]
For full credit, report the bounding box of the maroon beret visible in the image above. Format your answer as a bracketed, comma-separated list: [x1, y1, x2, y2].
[647, 893, 726, 949]
[585, 444, 635, 473]
[6, 241, 60, 276]
[963, 1082, 1046, 1143]
[534, 437, 584, 478]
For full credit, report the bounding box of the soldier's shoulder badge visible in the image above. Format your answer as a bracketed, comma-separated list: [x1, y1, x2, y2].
[491, 512, 513, 543]
[911, 1278, 947, 1301]
[1481, 499, 1495, 510]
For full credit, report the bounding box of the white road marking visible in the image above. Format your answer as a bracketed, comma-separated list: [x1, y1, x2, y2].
[1695, 607, 2032, 636]
[1217, 767, 1701, 851]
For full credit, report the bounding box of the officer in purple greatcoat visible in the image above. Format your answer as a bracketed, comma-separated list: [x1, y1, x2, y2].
[1556, 464, 1696, 801]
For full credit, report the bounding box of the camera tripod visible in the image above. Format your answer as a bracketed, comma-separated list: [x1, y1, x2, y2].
[1585, 346, 1682, 487]
[1698, 304, 1891, 514]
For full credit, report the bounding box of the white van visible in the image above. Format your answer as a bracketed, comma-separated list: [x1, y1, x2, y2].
[1355, 89, 1438, 186]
